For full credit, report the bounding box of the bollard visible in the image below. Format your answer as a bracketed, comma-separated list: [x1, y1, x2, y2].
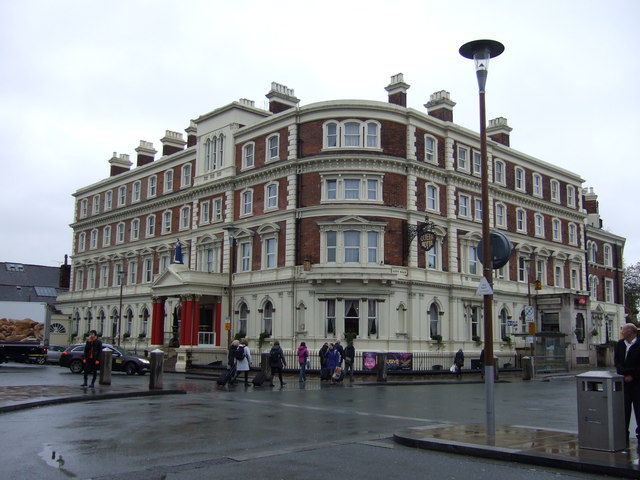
[99, 348, 112, 385]
[522, 356, 533, 381]
[376, 352, 387, 382]
[149, 349, 164, 390]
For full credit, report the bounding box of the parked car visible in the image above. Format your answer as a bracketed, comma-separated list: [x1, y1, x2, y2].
[46, 345, 66, 364]
[59, 343, 150, 375]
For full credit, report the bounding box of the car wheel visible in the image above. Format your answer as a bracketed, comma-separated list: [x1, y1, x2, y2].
[35, 356, 46, 365]
[69, 359, 84, 374]
[124, 362, 137, 375]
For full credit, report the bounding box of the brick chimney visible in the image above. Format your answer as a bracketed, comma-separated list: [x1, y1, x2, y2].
[59, 254, 70, 289]
[385, 73, 410, 107]
[109, 152, 132, 176]
[160, 130, 187, 156]
[425, 90, 456, 122]
[135, 140, 157, 167]
[266, 82, 299, 114]
[583, 187, 602, 228]
[487, 117, 512, 147]
[185, 121, 197, 148]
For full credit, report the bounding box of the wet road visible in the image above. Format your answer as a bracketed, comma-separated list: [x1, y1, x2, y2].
[0, 365, 620, 479]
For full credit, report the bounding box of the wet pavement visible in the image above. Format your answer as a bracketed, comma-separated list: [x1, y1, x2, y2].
[2, 364, 639, 478]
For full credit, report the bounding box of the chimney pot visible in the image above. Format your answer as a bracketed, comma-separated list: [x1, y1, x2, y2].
[266, 82, 299, 114]
[487, 117, 512, 147]
[160, 130, 187, 156]
[109, 151, 132, 176]
[425, 90, 456, 122]
[385, 73, 410, 107]
[135, 140, 157, 167]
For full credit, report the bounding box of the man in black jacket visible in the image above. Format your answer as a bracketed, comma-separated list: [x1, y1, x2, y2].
[614, 323, 640, 445]
[82, 330, 103, 388]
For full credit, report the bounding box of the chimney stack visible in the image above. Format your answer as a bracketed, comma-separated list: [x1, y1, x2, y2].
[425, 90, 456, 122]
[487, 117, 512, 147]
[135, 140, 157, 167]
[266, 82, 299, 114]
[185, 121, 197, 148]
[385, 73, 410, 107]
[109, 152, 132, 176]
[583, 187, 602, 228]
[160, 130, 187, 156]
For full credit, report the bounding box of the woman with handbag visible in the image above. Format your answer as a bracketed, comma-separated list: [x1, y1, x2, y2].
[297, 341, 309, 382]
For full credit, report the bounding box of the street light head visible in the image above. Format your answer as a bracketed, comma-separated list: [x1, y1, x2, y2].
[460, 39, 504, 93]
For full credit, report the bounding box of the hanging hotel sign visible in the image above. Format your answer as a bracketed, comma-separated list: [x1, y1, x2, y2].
[407, 216, 438, 252]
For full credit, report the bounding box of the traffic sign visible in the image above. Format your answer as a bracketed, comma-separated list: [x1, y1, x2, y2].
[476, 277, 494, 296]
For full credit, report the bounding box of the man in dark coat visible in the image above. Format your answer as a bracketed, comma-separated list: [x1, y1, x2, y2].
[82, 330, 103, 388]
[269, 340, 287, 387]
[614, 323, 640, 445]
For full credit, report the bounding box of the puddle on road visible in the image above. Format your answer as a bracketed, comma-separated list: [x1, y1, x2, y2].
[39, 443, 77, 477]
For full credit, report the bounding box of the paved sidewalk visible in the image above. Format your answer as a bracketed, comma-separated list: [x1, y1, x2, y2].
[394, 423, 640, 478]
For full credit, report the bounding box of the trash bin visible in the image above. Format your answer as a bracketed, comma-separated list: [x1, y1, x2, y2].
[522, 356, 533, 381]
[576, 371, 626, 451]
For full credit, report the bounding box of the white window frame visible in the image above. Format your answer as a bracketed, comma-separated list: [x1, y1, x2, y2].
[131, 218, 140, 241]
[516, 208, 527, 233]
[213, 198, 223, 222]
[605, 278, 614, 302]
[571, 268, 579, 290]
[116, 222, 125, 243]
[534, 213, 544, 237]
[265, 183, 278, 211]
[550, 179, 560, 203]
[200, 200, 210, 224]
[321, 174, 383, 203]
[148, 176, 157, 198]
[457, 145, 469, 172]
[240, 241, 252, 272]
[567, 185, 576, 207]
[78, 232, 86, 252]
[181, 164, 192, 188]
[80, 198, 89, 218]
[243, 142, 255, 169]
[144, 258, 153, 283]
[88, 267, 96, 289]
[319, 224, 384, 265]
[146, 215, 156, 237]
[92, 195, 100, 215]
[266, 134, 279, 162]
[425, 135, 437, 163]
[118, 186, 126, 206]
[322, 120, 382, 150]
[458, 194, 470, 219]
[128, 260, 137, 285]
[100, 265, 109, 288]
[203, 138, 214, 171]
[241, 189, 253, 217]
[568, 223, 577, 245]
[589, 242, 598, 264]
[472, 150, 481, 176]
[494, 159, 505, 185]
[104, 191, 113, 211]
[263, 236, 277, 269]
[132, 181, 141, 203]
[164, 169, 174, 193]
[474, 198, 483, 222]
[179, 205, 191, 230]
[604, 244, 612, 267]
[532, 173, 543, 197]
[468, 245, 479, 275]
[536, 258, 546, 286]
[162, 211, 172, 234]
[552, 218, 562, 242]
[103, 226, 111, 247]
[90, 229, 98, 249]
[515, 167, 526, 192]
[426, 184, 439, 212]
[495, 203, 506, 229]
[555, 264, 564, 288]
[426, 240, 441, 271]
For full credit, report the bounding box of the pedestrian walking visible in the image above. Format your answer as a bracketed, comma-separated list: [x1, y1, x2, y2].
[226, 339, 240, 385]
[454, 348, 464, 380]
[614, 323, 640, 448]
[319, 342, 329, 380]
[235, 339, 252, 386]
[335, 340, 345, 367]
[297, 341, 309, 382]
[344, 341, 355, 381]
[269, 340, 287, 387]
[326, 343, 341, 384]
[81, 330, 103, 388]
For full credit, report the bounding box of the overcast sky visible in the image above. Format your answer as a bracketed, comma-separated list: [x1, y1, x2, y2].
[1, 0, 639, 268]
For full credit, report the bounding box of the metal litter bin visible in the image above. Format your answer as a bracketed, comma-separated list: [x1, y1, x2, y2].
[576, 371, 626, 451]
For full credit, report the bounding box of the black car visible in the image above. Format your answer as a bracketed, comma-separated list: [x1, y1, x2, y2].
[59, 343, 150, 375]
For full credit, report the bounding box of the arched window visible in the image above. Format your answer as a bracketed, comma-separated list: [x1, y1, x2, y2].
[97, 309, 106, 336]
[429, 303, 440, 339]
[499, 308, 509, 340]
[263, 301, 273, 336]
[575, 313, 585, 343]
[239, 303, 248, 336]
[141, 308, 149, 337]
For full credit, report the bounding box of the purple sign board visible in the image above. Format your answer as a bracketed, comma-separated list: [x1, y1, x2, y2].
[362, 352, 413, 371]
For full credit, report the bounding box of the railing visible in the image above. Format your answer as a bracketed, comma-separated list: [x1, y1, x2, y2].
[266, 350, 518, 374]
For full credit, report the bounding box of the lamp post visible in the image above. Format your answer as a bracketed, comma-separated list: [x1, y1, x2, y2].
[223, 226, 238, 348]
[460, 39, 504, 440]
